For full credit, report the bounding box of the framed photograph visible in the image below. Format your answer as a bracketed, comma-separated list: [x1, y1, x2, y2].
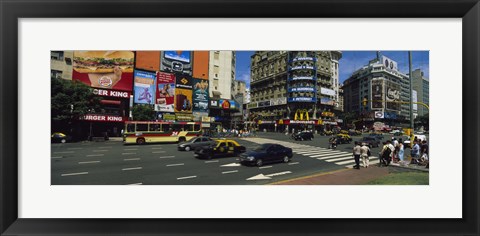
[1, 0, 479, 235]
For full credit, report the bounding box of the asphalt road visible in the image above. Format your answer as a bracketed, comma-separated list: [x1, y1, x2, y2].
[51, 132, 403, 185]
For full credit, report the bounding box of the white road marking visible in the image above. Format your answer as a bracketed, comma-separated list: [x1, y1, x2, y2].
[222, 170, 239, 174]
[247, 174, 271, 180]
[92, 150, 109, 152]
[266, 171, 292, 177]
[166, 163, 184, 167]
[221, 163, 241, 167]
[123, 148, 138, 151]
[53, 151, 74, 154]
[86, 154, 104, 157]
[97, 146, 112, 148]
[159, 156, 175, 159]
[124, 158, 140, 161]
[339, 157, 379, 166]
[127, 183, 143, 185]
[67, 147, 83, 150]
[61, 172, 88, 176]
[325, 156, 356, 162]
[177, 175, 197, 180]
[259, 166, 273, 169]
[122, 153, 136, 155]
[318, 153, 353, 160]
[205, 160, 219, 163]
[345, 159, 380, 168]
[152, 151, 166, 153]
[308, 152, 345, 158]
[151, 147, 163, 149]
[78, 161, 100, 164]
[51, 156, 62, 159]
[288, 162, 300, 165]
[122, 167, 142, 171]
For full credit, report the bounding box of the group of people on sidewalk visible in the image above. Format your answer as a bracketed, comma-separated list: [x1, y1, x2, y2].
[352, 136, 429, 169]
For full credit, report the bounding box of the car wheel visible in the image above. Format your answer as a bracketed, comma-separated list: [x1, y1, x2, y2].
[178, 137, 186, 143]
[256, 159, 263, 167]
[136, 138, 145, 145]
[283, 155, 290, 163]
[184, 146, 191, 151]
[61, 139, 66, 144]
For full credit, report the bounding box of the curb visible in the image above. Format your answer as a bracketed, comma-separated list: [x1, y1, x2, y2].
[389, 163, 429, 172]
[269, 168, 350, 185]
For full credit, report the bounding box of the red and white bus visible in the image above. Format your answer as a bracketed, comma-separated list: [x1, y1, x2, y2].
[123, 121, 202, 144]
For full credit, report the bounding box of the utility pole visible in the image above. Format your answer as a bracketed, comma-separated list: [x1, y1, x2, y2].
[408, 52, 414, 132]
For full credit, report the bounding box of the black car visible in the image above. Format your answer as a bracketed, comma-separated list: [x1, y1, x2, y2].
[293, 131, 314, 141]
[239, 143, 293, 167]
[360, 136, 381, 148]
[51, 132, 72, 143]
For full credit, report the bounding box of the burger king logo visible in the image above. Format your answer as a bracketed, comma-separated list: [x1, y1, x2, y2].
[99, 76, 113, 87]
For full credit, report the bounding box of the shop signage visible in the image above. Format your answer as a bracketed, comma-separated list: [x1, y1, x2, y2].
[210, 100, 218, 108]
[289, 87, 315, 92]
[288, 76, 316, 81]
[323, 121, 338, 125]
[258, 120, 275, 124]
[290, 65, 315, 70]
[176, 113, 193, 121]
[93, 88, 130, 98]
[258, 100, 271, 107]
[247, 102, 258, 109]
[321, 111, 335, 117]
[374, 111, 384, 119]
[201, 116, 211, 123]
[288, 97, 315, 102]
[320, 97, 335, 105]
[290, 120, 316, 124]
[294, 109, 310, 121]
[81, 114, 125, 122]
[292, 57, 315, 62]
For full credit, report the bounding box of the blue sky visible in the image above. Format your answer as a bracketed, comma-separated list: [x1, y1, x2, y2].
[235, 51, 429, 89]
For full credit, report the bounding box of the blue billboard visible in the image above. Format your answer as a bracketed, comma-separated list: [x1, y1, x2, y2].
[288, 97, 316, 102]
[133, 70, 156, 105]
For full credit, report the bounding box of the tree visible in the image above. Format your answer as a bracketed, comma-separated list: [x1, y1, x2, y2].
[132, 104, 156, 121]
[415, 113, 429, 130]
[51, 77, 101, 133]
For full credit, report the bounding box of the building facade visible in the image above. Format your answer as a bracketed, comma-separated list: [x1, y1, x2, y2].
[342, 54, 411, 129]
[51, 51, 73, 80]
[209, 51, 236, 99]
[248, 51, 342, 132]
[411, 69, 430, 117]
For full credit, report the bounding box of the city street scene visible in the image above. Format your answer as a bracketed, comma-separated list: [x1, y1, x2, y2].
[51, 50, 429, 185]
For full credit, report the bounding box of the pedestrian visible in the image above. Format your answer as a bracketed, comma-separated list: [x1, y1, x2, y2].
[360, 142, 371, 168]
[392, 137, 399, 162]
[398, 141, 405, 165]
[379, 141, 394, 166]
[410, 140, 421, 164]
[352, 141, 362, 169]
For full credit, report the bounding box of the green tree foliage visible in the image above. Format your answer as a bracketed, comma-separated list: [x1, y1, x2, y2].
[51, 78, 101, 132]
[132, 104, 155, 121]
[415, 113, 429, 129]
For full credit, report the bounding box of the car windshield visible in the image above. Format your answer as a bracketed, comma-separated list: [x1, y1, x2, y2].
[254, 144, 271, 151]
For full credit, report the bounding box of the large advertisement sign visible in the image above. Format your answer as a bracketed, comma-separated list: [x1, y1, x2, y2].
[381, 56, 398, 71]
[72, 51, 134, 92]
[156, 72, 175, 112]
[320, 97, 335, 105]
[192, 78, 209, 112]
[174, 75, 193, 113]
[320, 87, 336, 96]
[371, 79, 384, 109]
[133, 70, 156, 105]
[289, 87, 315, 92]
[288, 97, 315, 102]
[161, 51, 192, 75]
[385, 80, 401, 111]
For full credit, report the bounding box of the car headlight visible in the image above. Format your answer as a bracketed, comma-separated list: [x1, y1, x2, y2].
[247, 156, 255, 161]
[179, 144, 185, 147]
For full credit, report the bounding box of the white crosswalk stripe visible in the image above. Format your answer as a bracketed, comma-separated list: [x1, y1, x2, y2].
[243, 137, 379, 169]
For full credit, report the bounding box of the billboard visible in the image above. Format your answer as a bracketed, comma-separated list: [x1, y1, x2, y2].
[155, 72, 175, 112]
[288, 97, 315, 102]
[192, 78, 209, 112]
[289, 87, 315, 92]
[320, 87, 336, 96]
[174, 74, 192, 113]
[192, 51, 209, 79]
[371, 79, 384, 109]
[135, 51, 160, 71]
[320, 97, 335, 105]
[161, 51, 192, 75]
[385, 80, 401, 111]
[381, 56, 398, 71]
[133, 70, 156, 104]
[72, 51, 134, 93]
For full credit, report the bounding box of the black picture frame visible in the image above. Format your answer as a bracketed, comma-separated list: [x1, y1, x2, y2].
[1, 0, 479, 235]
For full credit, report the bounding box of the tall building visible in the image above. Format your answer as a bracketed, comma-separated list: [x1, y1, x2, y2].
[51, 51, 73, 80]
[342, 54, 411, 128]
[337, 86, 344, 112]
[411, 69, 429, 117]
[248, 51, 341, 132]
[209, 51, 236, 100]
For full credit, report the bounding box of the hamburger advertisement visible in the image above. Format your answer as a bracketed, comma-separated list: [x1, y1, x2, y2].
[72, 51, 134, 93]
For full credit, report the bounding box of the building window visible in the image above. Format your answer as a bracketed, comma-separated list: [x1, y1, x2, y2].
[51, 51, 64, 61]
[51, 70, 63, 79]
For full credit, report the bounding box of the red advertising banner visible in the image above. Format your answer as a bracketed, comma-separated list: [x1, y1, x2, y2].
[80, 114, 126, 122]
[155, 72, 175, 112]
[72, 51, 134, 92]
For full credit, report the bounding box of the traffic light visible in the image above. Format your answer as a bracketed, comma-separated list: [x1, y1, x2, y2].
[362, 97, 368, 108]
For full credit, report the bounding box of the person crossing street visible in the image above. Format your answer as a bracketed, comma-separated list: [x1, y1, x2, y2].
[360, 142, 371, 168]
[352, 142, 362, 169]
